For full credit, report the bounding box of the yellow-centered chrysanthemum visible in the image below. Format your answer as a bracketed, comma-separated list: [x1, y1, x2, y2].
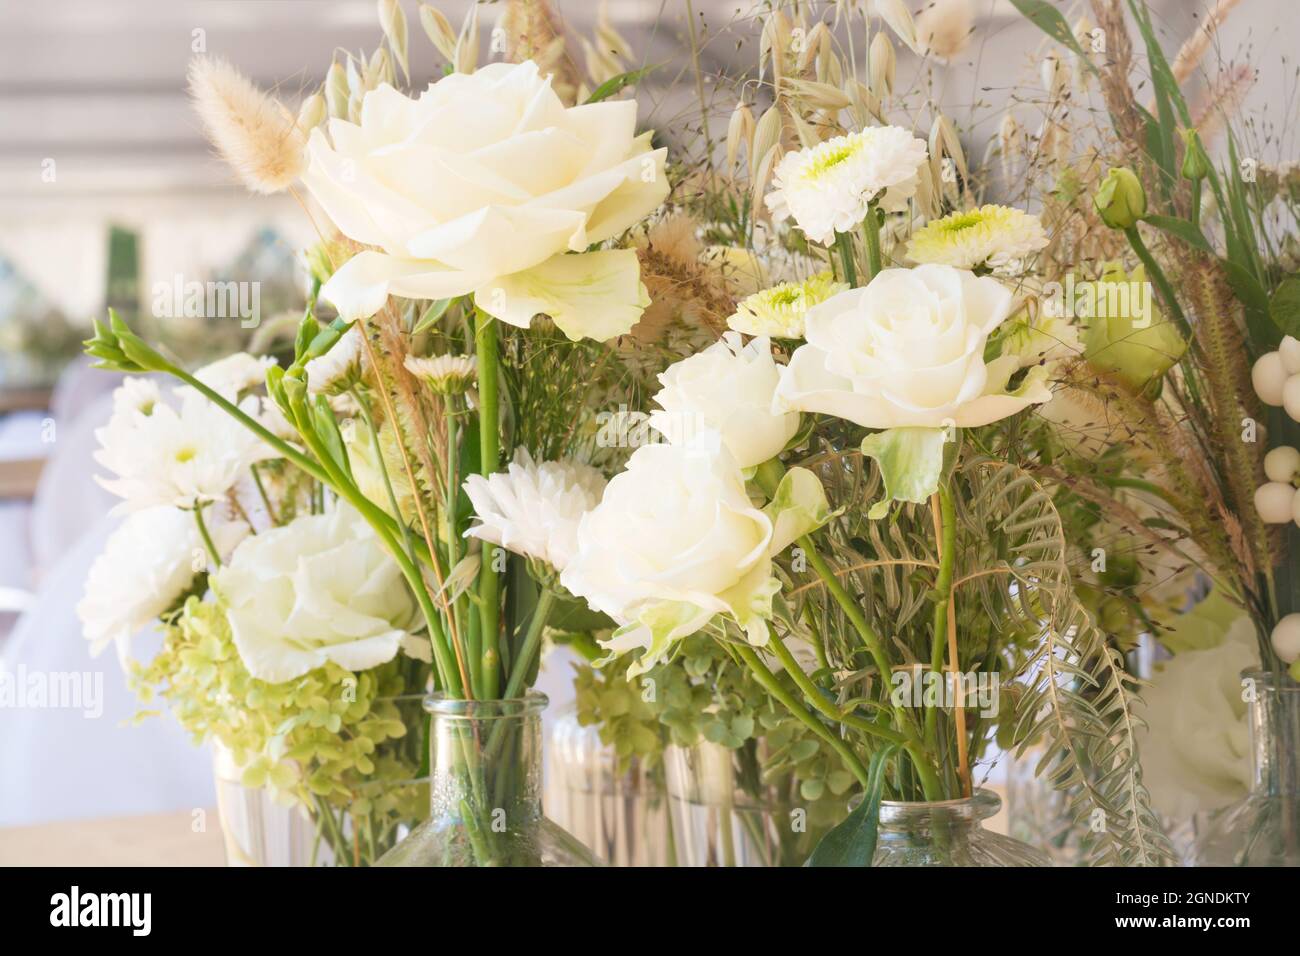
[906, 204, 1048, 271]
[727, 272, 849, 339]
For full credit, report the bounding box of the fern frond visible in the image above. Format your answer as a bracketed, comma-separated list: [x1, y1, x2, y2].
[967, 458, 1176, 866]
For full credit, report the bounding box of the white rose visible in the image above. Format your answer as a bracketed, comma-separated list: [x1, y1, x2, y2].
[561, 433, 829, 676]
[1137, 617, 1255, 819]
[78, 505, 248, 663]
[774, 264, 1052, 428]
[303, 61, 668, 339]
[648, 332, 799, 469]
[213, 505, 418, 682]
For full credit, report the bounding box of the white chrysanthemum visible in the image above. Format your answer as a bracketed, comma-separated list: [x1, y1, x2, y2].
[765, 127, 929, 245]
[463, 449, 607, 573]
[93, 383, 273, 513]
[305, 325, 365, 395]
[110, 377, 162, 420]
[404, 354, 477, 395]
[77, 505, 249, 662]
[906, 204, 1049, 270]
[727, 271, 849, 339]
[190, 352, 277, 395]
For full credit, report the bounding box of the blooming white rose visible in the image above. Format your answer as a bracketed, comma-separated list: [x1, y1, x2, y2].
[213, 505, 417, 682]
[1137, 617, 1255, 819]
[774, 264, 1052, 429]
[77, 505, 249, 663]
[765, 126, 928, 245]
[561, 433, 829, 676]
[94, 379, 274, 513]
[648, 332, 799, 469]
[303, 61, 668, 339]
[463, 449, 607, 573]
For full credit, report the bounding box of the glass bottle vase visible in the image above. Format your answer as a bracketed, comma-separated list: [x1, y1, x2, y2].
[213, 694, 428, 867]
[871, 789, 1051, 866]
[377, 692, 599, 867]
[663, 739, 842, 866]
[1193, 670, 1300, 866]
[544, 704, 672, 866]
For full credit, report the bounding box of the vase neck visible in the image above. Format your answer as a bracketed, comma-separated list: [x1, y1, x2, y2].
[1245, 673, 1300, 796]
[426, 695, 546, 822]
[876, 789, 1000, 836]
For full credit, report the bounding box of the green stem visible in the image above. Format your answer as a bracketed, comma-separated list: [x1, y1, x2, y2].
[924, 485, 957, 759]
[162, 364, 437, 569]
[835, 231, 858, 288]
[474, 310, 502, 698]
[446, 397, 478, 696]
[295, 407, 461, 696]
[1189, 180, 1202, 229]
[352, 387, 418, 567]
[248, 464, 278, 526]
[193, 505, 221, 569]
[503, 588, 556, 700]
[797, 535, 901, 723]
[734, 643, 872, 790]
[767, 630, 906, 746]
[1124, 224, 1191, 340]
[861, 203, 883, 279]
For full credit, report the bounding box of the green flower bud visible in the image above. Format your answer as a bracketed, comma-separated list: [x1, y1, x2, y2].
[1081, 262, 1186, 394]
[1180, 128, 1211, 182]
[1093, 167, 1146, 230]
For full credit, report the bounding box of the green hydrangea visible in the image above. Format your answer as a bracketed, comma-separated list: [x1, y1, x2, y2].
[133, 596, 429, 863]
[574, 633, 856, 835]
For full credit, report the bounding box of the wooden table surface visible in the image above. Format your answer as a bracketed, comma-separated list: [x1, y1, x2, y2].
[0, 810, 226, 866]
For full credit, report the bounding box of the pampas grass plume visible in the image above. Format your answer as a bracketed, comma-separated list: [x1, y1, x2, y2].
[188, 56, 305, 195]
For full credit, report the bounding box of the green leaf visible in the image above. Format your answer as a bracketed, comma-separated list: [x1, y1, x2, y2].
[860, 427, 947, 519]
[1222, 257, 1277, 351]
[584, 65, 658, 104]
[411, 298, 453, 336]
[1009, 1, 1095, 72]
[763, 466, 832, 550]
[1140, 215, 1210, 253]
[1268, 276, 1300, 338]
[804, 744, 896, 867]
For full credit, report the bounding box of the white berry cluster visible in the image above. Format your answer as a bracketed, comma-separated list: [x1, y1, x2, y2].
[1250, 335, 1300, 418]
[1249, 335, 1300, 666]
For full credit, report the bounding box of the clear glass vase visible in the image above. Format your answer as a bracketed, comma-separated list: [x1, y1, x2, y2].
[663, 739, 840, 866]
[377, 692, 599, 867]
[871, 790, 1051, 866]
[1193, 670, 1300, 866]
[1003, 745, 1097, 866]
[213, 695, 429, 867]
[544, 705, 672, 866]
[213, 743, 318, 867]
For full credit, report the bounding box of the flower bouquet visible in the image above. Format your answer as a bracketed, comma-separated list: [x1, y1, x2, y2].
[73, 0, 1297, 869]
